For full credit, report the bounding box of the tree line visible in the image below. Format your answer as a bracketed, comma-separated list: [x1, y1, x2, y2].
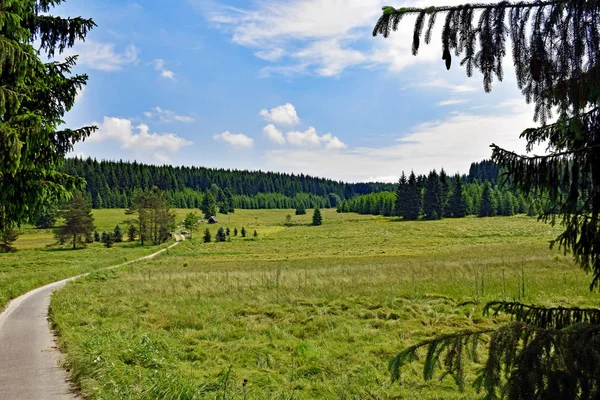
[338, 167, 535, 219]
[60, 157, 395, 210]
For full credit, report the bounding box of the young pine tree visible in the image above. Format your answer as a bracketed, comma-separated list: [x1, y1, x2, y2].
[203, 228, 212, 243]
[113, 225, 123, 242]
[102, 231, 114, 248]
[479, 182, 497, 217]
[215, 227, 227, 242]
[312, 206, 323, 226]
[241, 226, 247, 237]
[127, 224, 137, 242]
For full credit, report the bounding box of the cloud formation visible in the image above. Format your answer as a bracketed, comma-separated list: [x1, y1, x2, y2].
[263, 124, 286, 144]
[286, 127, 346, 149]
[213, 131, 254, 148]
[67, 40, 139, 71]
[154, 59, 175, 80]
[88, 116, 192, 153]
[260, 103, 300, 125]
[145, 106, 195, 123]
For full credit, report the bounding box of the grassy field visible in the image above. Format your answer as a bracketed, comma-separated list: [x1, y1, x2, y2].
[49, 209, 595, 399]
[0, 209, 191, 311]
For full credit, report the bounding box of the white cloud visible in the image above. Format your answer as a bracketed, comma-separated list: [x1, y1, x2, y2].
[154, 59, 175, 80]
[285, 127, 346, 149]
[144, 106, 195, 123]
[213, 131, 254, 148]
[260, 103, 300, 125]
[437, 99, 468, 106]
[66, 40, 139, 71]
[88, 117, 193, 153]
[263, 124, 286, 144]
[264, 106, 538, 182]
[207, 0, 462, 76]
[416, 79, 477, 93]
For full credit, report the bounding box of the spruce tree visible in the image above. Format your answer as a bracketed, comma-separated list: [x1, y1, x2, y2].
[479, 181, 496, 217]
[0, 1, 96, 239]
[403, 171, 422, 220]
[55, 193, 95, 249]
[241, 226, 247, 237]
[439, 169, 451, 217]
[127, 224, 137, 242]
[203, 228, 211, 243]
[234, 228, 238, 236]
[102, 231, 114, 248]
[215, 227, 226, 242]
[374, 1, 600, 397]
[94, 230, 100, 242]
[295, 201, 307, 215]
[447, 174, 467, 218]
[423, 170, 442, 220]
[312, 206, 323, 226]
[394, 172, 408, 218]
[201, 191, 217, 220]
[113, 225, 123, 243]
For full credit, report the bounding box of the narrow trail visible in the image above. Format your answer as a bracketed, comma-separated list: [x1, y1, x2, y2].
[0, 236, 183, 400]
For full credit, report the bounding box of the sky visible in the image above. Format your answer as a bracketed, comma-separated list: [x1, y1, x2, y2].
[58, 0, 541, 183]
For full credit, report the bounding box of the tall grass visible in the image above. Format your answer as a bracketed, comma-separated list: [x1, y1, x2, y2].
[50, 210, 592, 399]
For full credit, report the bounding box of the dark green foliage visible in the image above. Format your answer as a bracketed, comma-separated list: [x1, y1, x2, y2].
[60, 158, 396, 211]
[374, 0, 600, 397]
[94, 231, 100, 242]
[253, 230, 258, 237]
[241, 227, 246, 237]
[127, 188, 174, 246]
[55, 193, 95, 249]
[127, 224, 137, 242]
[423, 170, 442, 220]
[233, 228, 238, 236]
[394, 172, 409, 218]
[295, 202, 306, 215]
[113, 225, 123, 243]
[446, 174, 467, 218]
[468, 160, 500, 183]
[203, 228, 211, 243]
[312, 207, 323, 226]
[0, 1, 96, 237]
[33, 203, 58, 229]
[479, 182, 497, 217]
[0, 225, 18, 253]
[102, 231, 114, 248]
[215, 227, 226, 243]
[201, 191, 217, 220]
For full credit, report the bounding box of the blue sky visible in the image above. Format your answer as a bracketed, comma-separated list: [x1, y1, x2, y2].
[60, 0, 539, 182]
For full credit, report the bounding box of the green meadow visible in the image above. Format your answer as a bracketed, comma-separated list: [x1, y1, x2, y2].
[0, 209, 191, 311]
[45, 209, 596, 399]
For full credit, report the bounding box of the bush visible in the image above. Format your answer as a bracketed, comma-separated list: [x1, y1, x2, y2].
[203, 228, 211, 243]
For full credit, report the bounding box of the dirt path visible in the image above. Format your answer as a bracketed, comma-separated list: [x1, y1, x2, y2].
[0, 237, 183, 399]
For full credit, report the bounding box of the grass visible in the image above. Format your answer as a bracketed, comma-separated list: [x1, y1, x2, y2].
[49, 209, 595, 399]
[0, 208, 190, 311]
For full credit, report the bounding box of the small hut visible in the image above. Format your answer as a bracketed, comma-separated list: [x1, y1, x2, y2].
[208, 216, 218, 224]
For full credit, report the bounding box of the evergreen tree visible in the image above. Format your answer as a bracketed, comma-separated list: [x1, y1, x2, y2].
[394, 172, 409, 218]
[0, 225, 18, 253]
[446, 174, 467, 218]
[439, 169, 452, 217]
[241, 226, 246, 237]
[479, 182, 496, 217]
[201, 191, 217, 219]
[55, 193, 95, 249]
[234, 228, 238, 236]
[224, 187, 235, 213]
[94, 231, 100, 242]
[312, 206, 323, 226]
[127, 224, 137, 242]
[102, 231, 114, 248]
[374, 1, 600, 396]
[0, 1, 96, 238]
[226, 227, 231, 236]
[423, 170, 442, 220]
[33, 203, 58, 229]
[215, 227, 227, 242]
[203, 228, 211, 243]
[101, 231, 108, 243]
[113, 225, 123, 243]
[295, 201, 306, 215]
[404, 172, 422, 220]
